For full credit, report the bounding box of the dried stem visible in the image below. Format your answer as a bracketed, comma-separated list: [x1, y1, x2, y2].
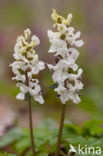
[56, 104, 66, 156]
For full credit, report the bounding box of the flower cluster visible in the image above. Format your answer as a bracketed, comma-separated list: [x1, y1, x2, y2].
[47, 9, 84, 104]
[10, 29, 45, 104]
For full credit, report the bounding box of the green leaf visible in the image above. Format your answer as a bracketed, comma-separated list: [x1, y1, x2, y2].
[37, 118, 57, 131]
[37, 153, 48, 156]
[0, 128, 25, 148]
[1, 119, 103, 155]
[25, 150, 32, 156]
[0, 152, 16, 156]
[69, 136, 86, 146]
[82, 119, 103, 137]
[87, 137, 103, 147]
[63, 123, 81, 139]
[14, 137, 31, 155]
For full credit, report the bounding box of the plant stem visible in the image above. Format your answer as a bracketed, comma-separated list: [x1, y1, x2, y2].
[56, 104, 66, 156]
[28, 96, 36, 156]
[25, 70, 36, 156]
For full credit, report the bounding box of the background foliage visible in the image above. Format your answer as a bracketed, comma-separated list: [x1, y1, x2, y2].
[0, 119, 103, 155]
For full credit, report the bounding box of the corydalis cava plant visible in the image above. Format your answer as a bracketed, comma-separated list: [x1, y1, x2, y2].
[10, 28, 45, 104]
[47, 9, 84, 156]
[10, 28, 45, 155]
[48, 9, 84, 104]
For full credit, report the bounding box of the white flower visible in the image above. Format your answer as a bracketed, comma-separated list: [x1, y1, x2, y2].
[67, 13, 73, 22]
[10, 28, 45, 104]
[48, 30, 67, 53]
[47, 10, 83, 104]
[51, 9, 72, 26]
[66, 27, 84, 47]
[16, 80, 44, 104]
[16, 92, 25, 100]
[24, 28, 31, 37]
[31, 35, 40, 46]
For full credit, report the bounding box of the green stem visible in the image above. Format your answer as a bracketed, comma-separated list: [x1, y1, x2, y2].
[28, 96, 36, 156]
[56, 104, 66, 156]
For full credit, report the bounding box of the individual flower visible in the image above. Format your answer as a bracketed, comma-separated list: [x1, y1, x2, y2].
[47, 9, 84, 104]
[10, 28, 45, 104]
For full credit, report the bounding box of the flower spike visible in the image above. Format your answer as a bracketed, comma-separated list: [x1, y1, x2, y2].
[47, 10, 84, 104]
[10, 28, 45, 104]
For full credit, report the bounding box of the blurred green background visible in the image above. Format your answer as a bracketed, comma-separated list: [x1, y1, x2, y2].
[0, 0, 103, 133]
